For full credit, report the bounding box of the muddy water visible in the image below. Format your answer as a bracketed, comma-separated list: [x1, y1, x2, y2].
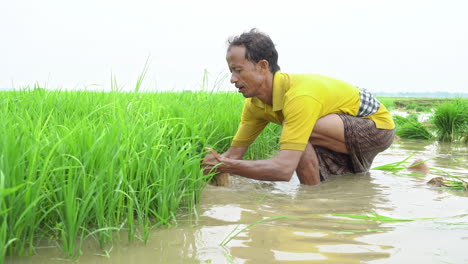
[7, 139, 468, 264]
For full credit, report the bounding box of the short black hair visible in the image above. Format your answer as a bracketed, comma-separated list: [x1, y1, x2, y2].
[228, 28, 280, 73]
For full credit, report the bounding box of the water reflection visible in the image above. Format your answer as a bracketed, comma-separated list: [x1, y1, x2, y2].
[198, 173, 394, 263]
[6, 139, 468, 264]
[432, 141, 468, 175]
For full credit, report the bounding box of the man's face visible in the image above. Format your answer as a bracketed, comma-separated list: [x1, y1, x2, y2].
[226, 45, 265, 98]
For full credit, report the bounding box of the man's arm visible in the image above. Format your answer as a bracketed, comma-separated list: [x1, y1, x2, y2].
[204, 149, 304, 182]
[221, 146, 248, 160]
[202, 146, 247, 175]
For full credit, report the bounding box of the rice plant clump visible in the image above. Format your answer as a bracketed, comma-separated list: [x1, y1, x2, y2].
[405, 103, 417, 110]
[393, 115, 433, 140]
[377, 97, 395, 110]
[0, 89, 285, 260]
[415, 106, 430, 112]
[432, 99, 468, 142]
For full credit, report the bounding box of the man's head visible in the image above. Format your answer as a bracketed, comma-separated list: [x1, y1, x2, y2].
[227, 28, 280, 74]
[226, 29, 279, 99]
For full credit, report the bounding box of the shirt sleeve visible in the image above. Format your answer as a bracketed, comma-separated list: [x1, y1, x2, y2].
[280, 95, 323, 151]
[231, 101, 269, 147]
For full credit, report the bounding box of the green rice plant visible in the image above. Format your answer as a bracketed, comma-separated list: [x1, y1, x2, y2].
[377, 97, 395, 110]
[373, 156, 467, 191]
[432, 98, 468, 142]
[429, 168, 468, 191]
[405, 103, 417, 110]
[406, 113, 419, 122]
[392, 114, 407, 127]
[442, 179, 468, 191]
[331, 213, 415, 222]
[393, 114, 433, 140]
[397, 120, 433, 140]
[243, 123, 281, 160]
[372, 155, 430, 173]
[415, 106, 431, 112]
[0, 87, 283, 260]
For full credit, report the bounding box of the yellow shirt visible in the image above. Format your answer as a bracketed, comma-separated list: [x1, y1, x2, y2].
[231, 72, 395, 151]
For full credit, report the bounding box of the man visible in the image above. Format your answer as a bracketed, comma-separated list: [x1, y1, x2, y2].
[202, 29, 395, 185]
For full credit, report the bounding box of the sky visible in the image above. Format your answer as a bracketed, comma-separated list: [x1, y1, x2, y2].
[1, 0, 467, 94]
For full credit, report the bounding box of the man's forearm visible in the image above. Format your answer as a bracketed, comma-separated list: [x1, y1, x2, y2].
[218, 150, 303, 182]
[223, 158, 293, 181]
[222, 146, 248, 160]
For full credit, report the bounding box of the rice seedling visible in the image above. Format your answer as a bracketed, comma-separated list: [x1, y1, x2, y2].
[373, 156, 467, 191]
[428, 168, 468, 191]
[392, 114, 408, 127]
[376, 97, 395, 110]
[392, 114, 433, 140]
[0, 88, 280, 260]
[432, 98, 468, 142]
[397, 120, 433, 140]
[331, 213, 416, 222]
[1, 90, 463, 261]
[405, 103, 417, 110]
[415, 106, 431, 112]
[372, 155, 415, 172]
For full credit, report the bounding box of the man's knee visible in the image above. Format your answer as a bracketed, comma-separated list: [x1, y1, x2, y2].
[311, 114, 345, 141]
[310, 114, 348, 154]
[296, 143, 321, 185]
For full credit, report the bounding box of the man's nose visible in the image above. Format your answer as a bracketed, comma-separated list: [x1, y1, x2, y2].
[230, 74, 238, 84]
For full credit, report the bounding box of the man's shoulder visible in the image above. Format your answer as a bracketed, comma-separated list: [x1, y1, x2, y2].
[284, 74, 323, 99]
[288, 73, 332, 82]
[286, 73, 357, 98]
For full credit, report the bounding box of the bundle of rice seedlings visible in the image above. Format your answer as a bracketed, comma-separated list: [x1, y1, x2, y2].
[432, 99, 468, 142]
[427, 177, 468, 191]
[393, 114, 407, 127]
[393, 115, 433, 140]
[397, 121, 433, 140]
[372, 155, 414, 172]
[427, 168, 468, 191]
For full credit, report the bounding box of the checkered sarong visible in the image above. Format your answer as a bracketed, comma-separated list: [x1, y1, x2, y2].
[314, 114, 395, 181]
[357, 88, 380, 117]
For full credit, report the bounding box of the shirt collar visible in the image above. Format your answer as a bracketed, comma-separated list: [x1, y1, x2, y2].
[250, 72, 288, 111]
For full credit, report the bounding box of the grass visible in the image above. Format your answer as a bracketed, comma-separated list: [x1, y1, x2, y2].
[372, 155, 416, 173]
[429, 168, 468, 191]
[383, 97, 462, 109]
[0, 89, 281, 260]
[393, 115, 433, 140]
[376, 97, 396, 110]
[432, 98, 468, 142]
[391, 98, 468, 142]
[331, 213, 416, 222]
[1, 90, 465, 261]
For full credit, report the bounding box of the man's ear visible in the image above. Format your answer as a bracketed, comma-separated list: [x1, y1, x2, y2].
[257, 60, 270, 72]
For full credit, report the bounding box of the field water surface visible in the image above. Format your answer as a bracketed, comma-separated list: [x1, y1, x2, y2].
[7, 139, 468, 264]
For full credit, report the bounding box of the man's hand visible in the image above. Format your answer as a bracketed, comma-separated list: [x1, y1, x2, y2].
[201, 147, 223, 175]
[202, 147, 239, 174]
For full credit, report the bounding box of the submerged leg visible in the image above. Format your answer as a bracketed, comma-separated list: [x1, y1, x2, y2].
[296, 141, 321, 185]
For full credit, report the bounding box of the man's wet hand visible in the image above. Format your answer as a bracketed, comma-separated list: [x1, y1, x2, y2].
[201, 147, 223, 175]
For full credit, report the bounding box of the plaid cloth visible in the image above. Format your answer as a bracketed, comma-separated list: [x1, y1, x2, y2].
[357, 88, 380, 117]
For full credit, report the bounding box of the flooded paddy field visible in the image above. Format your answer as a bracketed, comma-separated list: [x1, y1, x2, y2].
[7, 139, 467, 264]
